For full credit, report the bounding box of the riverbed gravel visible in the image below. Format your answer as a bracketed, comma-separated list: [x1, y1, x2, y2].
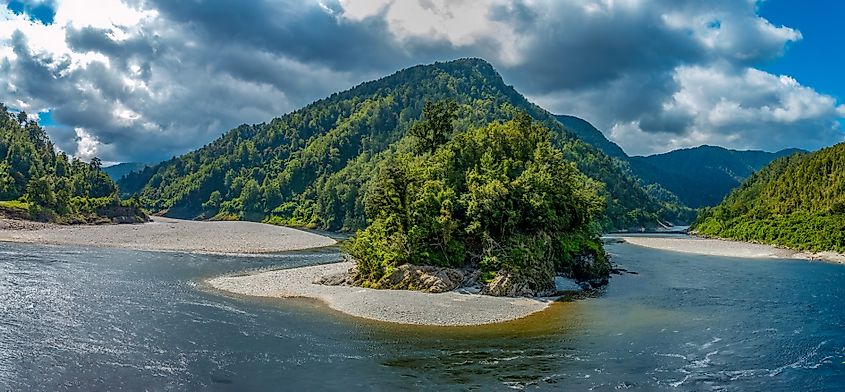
[0, 217, 336, 254]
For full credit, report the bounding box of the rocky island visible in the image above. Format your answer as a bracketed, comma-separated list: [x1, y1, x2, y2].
[314, 105, 611, 299]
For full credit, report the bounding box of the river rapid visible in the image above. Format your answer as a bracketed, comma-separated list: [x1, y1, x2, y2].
[1, 238, 843, 391]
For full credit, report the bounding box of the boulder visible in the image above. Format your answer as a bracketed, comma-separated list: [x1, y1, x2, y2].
[314, 271, 355, 286]
[480, 270, 556, 297]
[314, 266, 357, 286]
[481, 271, 532, 297]
[379, 264, 464, 293]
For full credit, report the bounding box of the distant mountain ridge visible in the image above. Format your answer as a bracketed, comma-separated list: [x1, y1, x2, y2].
[549, 114, 804, 208]
[630, 145, 804, 208]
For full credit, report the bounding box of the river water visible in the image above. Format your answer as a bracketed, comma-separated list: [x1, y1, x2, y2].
[1, 239, 843, 391]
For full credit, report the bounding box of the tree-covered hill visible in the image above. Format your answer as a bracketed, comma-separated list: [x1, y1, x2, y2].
[630, 145, 802, 208]
[119, 58, 690, 230]
[693, 143, 845, 252]
[0, 104, 146, 223]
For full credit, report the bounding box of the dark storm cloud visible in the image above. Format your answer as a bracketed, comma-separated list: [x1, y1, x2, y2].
[146, 0, 406, 71]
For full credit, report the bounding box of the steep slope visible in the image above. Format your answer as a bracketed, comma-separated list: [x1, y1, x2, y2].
[0, 104, 145, 223]
[693, 143, 845, 252]
[630, 145, 803, 208]
[120, 58, 688, 230]
[553, 115, 628, 159]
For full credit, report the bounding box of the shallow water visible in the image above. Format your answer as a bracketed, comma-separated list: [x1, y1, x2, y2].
[1, 239, 843, 391]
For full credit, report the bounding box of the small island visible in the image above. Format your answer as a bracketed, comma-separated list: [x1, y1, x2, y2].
[333, 103, 611, 297]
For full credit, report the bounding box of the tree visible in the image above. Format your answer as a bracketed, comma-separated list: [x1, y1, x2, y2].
[203, 190, 222, 212]
[90, 157, 102, 172]
[239, 179, 261, 213]
[16, 111, 27, 126]
[409, 100, 458, 154]
[25, 177, 56, 208]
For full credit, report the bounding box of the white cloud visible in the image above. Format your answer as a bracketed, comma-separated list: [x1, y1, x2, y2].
[53, 0, 155, 29]
[336, 0, 523, 64]
[73, 127, 99, 161]
[607, 65, 844, 155]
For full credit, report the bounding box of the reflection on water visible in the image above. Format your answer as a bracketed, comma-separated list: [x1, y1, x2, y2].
[1, 239, 844, 390]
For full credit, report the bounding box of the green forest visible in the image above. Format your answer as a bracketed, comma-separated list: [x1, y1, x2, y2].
[346, 106, 610, 293]
[0, 103, 146, 223]
[694, 143, 845, 252]
[119, 58, 692, 232]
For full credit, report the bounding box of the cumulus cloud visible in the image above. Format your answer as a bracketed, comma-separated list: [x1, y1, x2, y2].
[0, 0, 842, 161]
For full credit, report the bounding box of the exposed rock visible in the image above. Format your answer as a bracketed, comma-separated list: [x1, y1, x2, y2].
[315, 263, 464, 293]
[462, 268, 483, 287]
[481, 271, 532, 297]
[570, 251, 611, 288]
[480, 270, 557, 297]
[457, 286, 482, 295]
[110, 215, 148, 224]
[379, 264, 464, 293]
[313, 266, 357, 286]
[318, 251, 611, 296]
[554, 276, 582, 292]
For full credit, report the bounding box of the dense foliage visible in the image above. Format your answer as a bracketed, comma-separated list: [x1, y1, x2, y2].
[119, 58, 688, 231]
[693, 144, 845, 252]
[0, 103, 146, 223]
[630, 145, 802, 208]
[346, 109, 609, 290]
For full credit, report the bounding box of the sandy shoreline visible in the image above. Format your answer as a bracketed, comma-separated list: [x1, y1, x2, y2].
[616, 235, 845, 264]
[0, 217, 337, 255]
[208, 262, 555, 326]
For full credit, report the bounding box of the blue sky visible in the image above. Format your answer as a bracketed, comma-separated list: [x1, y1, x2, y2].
[5, 0, 54, 24]
[1, 0, 843, 161]
[760, 0, 845, 103]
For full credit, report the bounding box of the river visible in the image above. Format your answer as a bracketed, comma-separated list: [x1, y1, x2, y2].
[1, 239, 843, 391]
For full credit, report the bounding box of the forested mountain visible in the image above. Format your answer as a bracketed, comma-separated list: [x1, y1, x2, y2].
[103, 162, 154, 181]
[694, 143, 845, 252]
[0, 104, 146, 223]
[120, 58, 690, 231]
[630, 146, 803, 208]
